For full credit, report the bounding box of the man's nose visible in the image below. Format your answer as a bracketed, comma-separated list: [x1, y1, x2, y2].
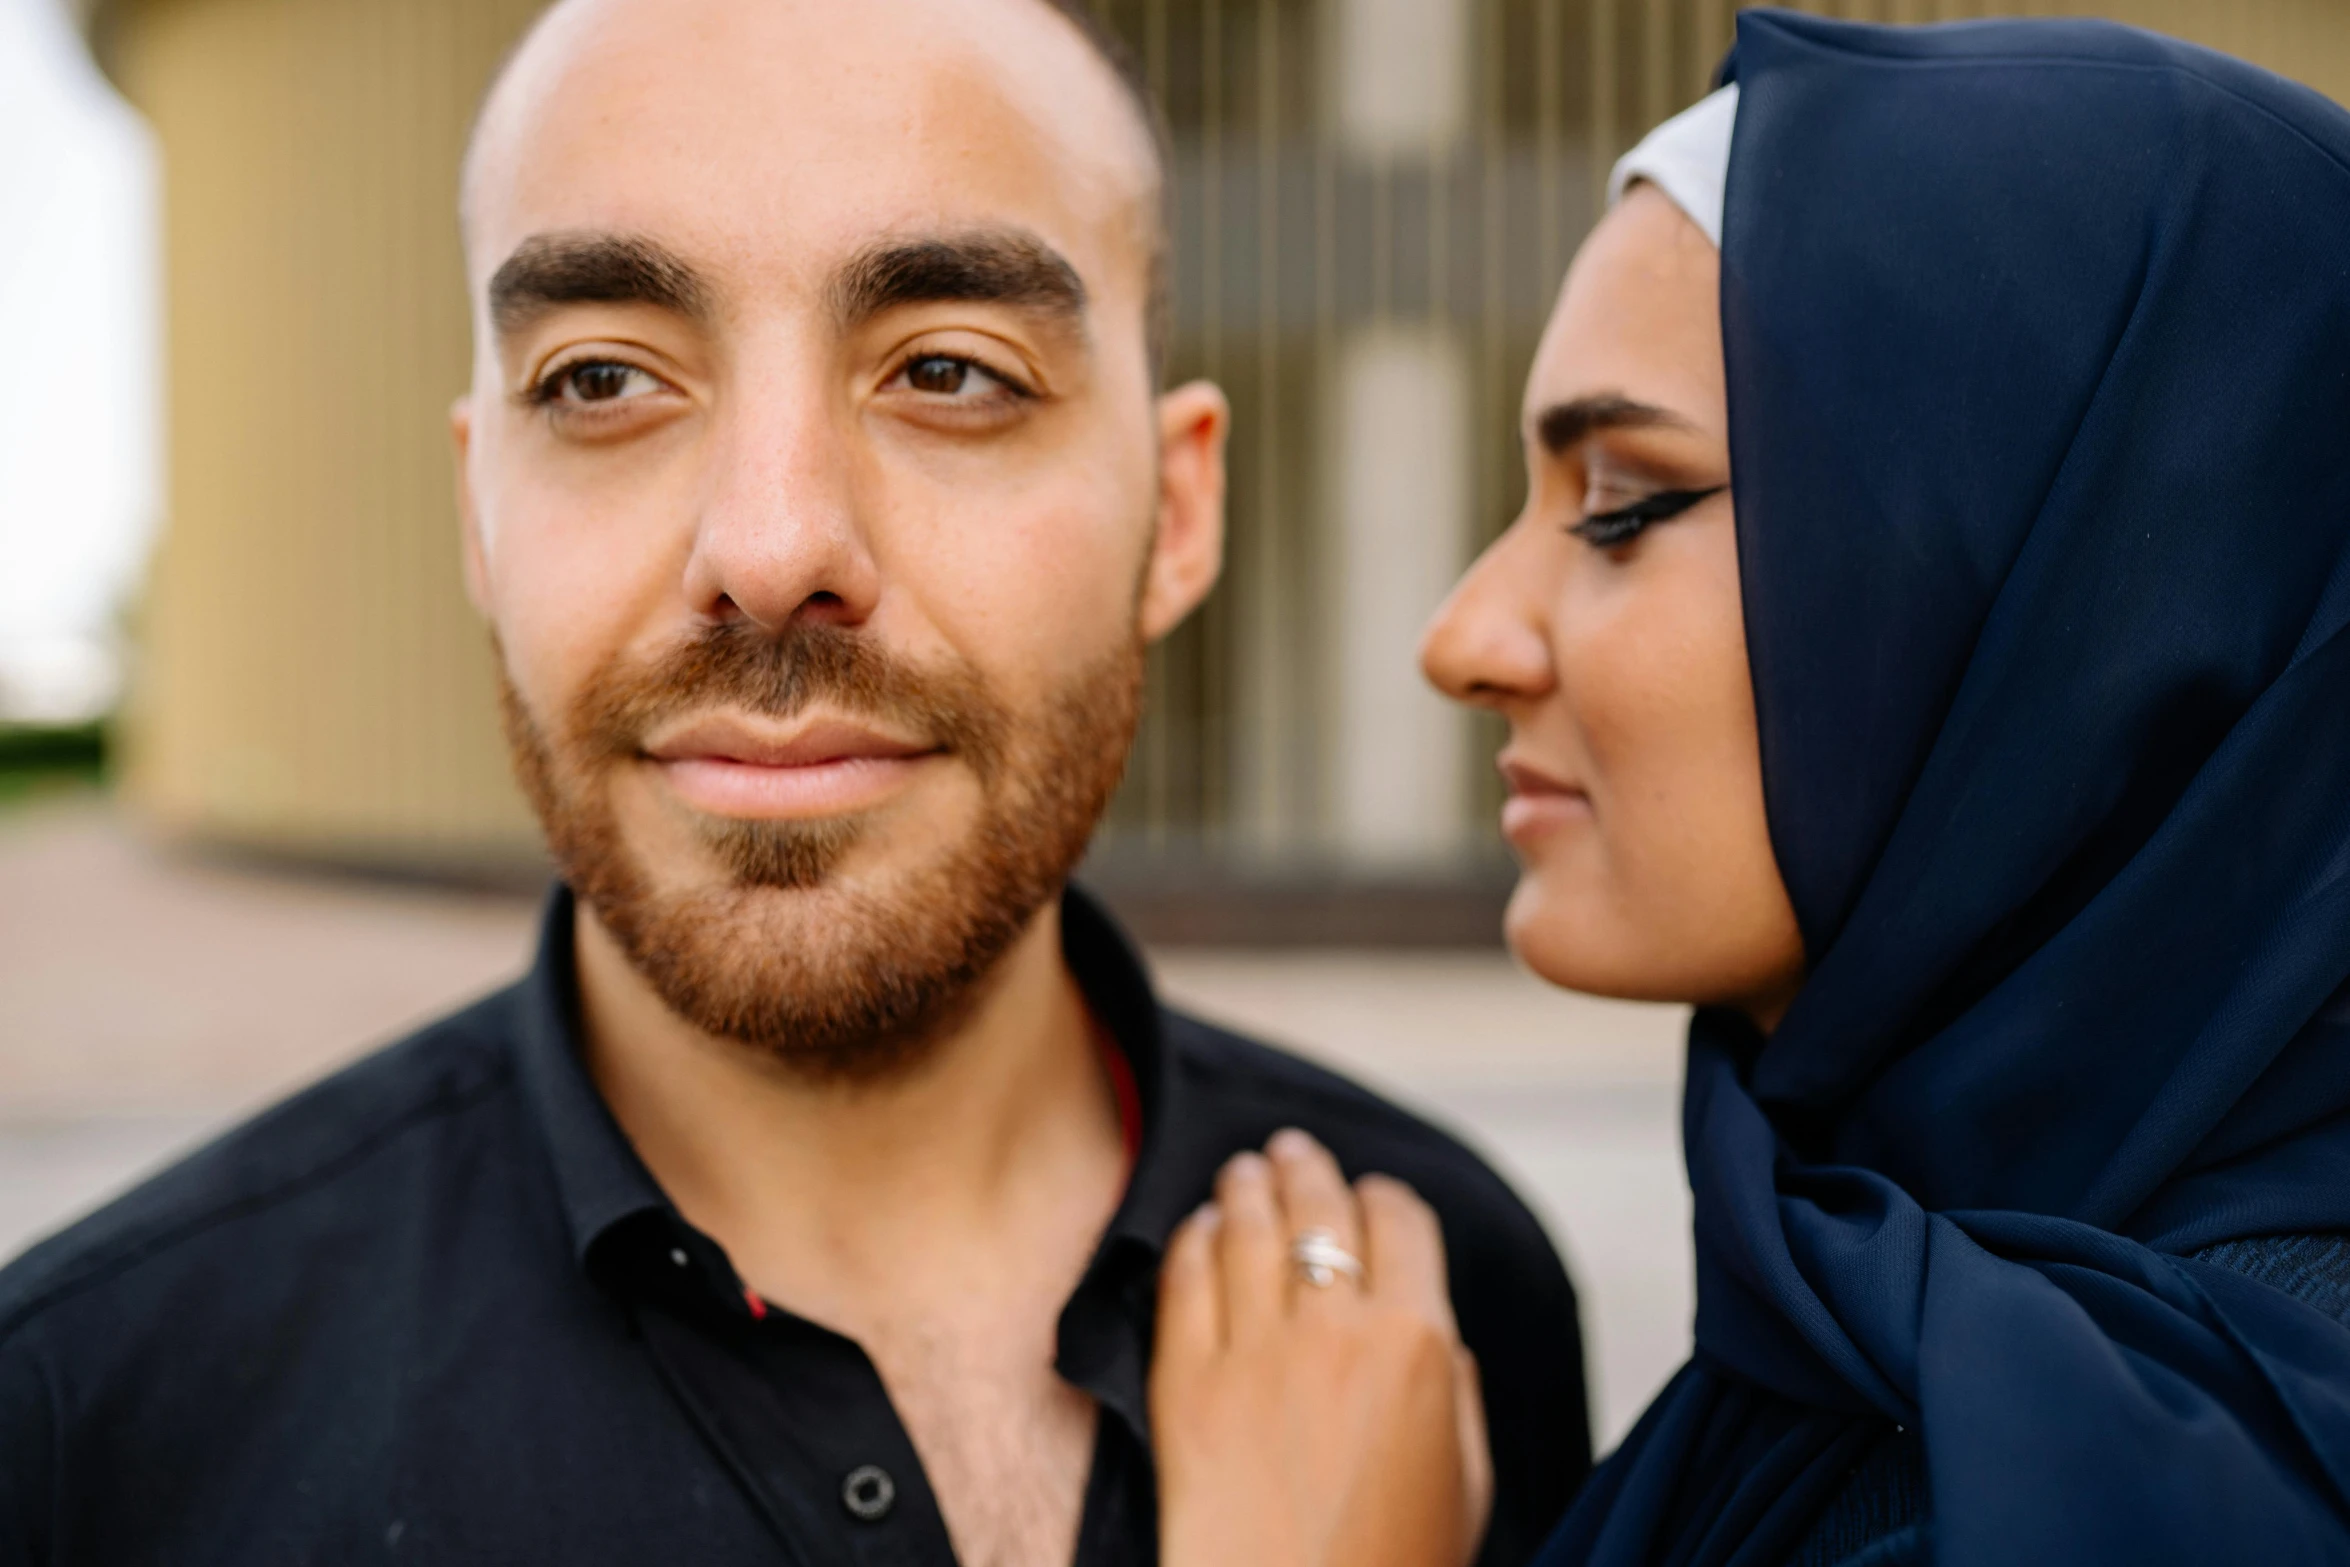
[681, 372, 882, 632]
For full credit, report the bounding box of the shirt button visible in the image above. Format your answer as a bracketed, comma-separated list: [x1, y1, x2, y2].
[840, 1464, 896, 1522]
[668, 1248, 689, 1268]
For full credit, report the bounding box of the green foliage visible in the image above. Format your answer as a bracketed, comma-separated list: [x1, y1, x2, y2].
[0, 722, 106, 805]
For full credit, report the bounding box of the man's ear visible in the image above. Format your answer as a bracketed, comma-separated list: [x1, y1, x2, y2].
[1139, 379, 1229, 643]
[451, 394, 493, 619]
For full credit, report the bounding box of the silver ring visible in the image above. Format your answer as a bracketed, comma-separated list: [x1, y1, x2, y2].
[1290, 1227, 1365, 1290]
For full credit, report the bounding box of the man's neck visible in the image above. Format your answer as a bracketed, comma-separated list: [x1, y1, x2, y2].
[572, 894, 1129, 1325]
[575, 893, 1130, 1565]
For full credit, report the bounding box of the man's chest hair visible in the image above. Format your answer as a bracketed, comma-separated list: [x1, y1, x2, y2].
[863, 1314, 1104, 1567]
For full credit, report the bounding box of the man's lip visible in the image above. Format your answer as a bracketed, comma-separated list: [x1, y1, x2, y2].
[642, 716, 938, 769]
[643, 717, 942, 821]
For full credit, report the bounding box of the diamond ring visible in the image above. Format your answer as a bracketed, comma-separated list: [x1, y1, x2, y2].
[1290, 1227, 1366, 1289]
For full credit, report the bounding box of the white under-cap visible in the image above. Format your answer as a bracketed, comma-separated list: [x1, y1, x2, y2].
[1605, 83, 1739, 248]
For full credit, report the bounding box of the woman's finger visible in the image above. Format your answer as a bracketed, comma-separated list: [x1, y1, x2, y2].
[1212, 1151, 1289, 1341]
[1155, 1203, 1226, 1370]
[1265, 1128, 1365, 1310]
[1455, 1346, 1496, 1558]
[1356, 1173, 1457, 1332]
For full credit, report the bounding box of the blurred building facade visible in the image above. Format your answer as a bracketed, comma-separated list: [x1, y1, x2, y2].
[93, 0, 2350, 932]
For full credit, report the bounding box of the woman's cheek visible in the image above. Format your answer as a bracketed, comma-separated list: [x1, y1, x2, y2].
[1579, 567, 1755, 914]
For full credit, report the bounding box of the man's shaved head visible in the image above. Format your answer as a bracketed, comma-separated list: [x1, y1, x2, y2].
[462, 0, 1169, 375]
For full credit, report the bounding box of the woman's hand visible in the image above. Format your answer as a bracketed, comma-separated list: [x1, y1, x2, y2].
[1151, 1129, 1493, 1567]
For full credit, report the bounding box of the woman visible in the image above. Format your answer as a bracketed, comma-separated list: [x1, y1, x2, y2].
[1151, 11, 2350, 1566]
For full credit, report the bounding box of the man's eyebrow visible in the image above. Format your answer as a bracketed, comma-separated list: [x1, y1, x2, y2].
[1533, 394, 1697, 455]
[829, 229, 1088, 334]
[487, 232, 711, 336]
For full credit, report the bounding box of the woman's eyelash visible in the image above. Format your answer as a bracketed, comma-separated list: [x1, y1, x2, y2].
[1569, 485, 1725, 547]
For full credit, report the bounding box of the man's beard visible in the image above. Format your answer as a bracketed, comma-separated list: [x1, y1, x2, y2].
[499, 617, 1142, 1083]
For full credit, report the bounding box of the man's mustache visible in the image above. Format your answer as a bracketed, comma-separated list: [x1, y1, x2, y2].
[569, 620, 1009, 781]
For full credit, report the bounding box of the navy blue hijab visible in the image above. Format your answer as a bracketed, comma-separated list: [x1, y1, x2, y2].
[1542, 12, 2350, 1565]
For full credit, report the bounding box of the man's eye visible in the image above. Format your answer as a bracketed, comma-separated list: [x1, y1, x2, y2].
[538, 361, 659, 406]
[897, 354, 1022, 400]
[907, 355, 972, 395]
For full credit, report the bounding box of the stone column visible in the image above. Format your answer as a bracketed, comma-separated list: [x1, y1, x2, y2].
[107, 0, 547, 874]
[1322, 0, 1474, 870]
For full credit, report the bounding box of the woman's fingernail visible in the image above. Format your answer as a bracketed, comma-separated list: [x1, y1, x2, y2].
[1267, 1127, 1315, 1160]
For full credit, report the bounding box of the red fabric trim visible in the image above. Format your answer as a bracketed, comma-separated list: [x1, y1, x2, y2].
[1096, 1020, 1143, 1170]
[742, 1286, 769, 1320]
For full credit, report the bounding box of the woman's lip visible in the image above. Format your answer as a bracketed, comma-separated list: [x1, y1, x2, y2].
[1500, 789, 1593, 843]
[1497, 756, 1592, 843]
[653, 753, 935, 820]
[1498, 756, 1583, 799]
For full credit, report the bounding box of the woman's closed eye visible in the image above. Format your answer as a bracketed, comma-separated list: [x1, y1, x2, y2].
[1570, 484, 1726, 548]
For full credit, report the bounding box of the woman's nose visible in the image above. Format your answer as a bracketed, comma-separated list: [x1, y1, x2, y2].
[1419, 527, 1555, 710]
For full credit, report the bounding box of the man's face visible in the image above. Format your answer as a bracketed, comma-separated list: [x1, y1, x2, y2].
[455, 0, 1225, 1077]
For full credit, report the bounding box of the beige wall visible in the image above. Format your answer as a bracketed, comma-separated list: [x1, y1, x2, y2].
[106, 0, 2350, 876]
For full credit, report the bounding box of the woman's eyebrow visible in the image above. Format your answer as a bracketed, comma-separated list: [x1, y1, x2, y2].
[1532, 393, 1696, 456]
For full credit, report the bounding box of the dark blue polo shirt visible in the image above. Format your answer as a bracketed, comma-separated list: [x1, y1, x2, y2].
[0, 886, 1590, 1565]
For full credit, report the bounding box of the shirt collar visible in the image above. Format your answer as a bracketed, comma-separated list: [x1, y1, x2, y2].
[1050, 887, 1214, 1443]
[510, 885, 672, 1272]
[510, 883, 1202, 1269]
[1057, 885, 1198, 1251]
[509, 880, 1203, 1439]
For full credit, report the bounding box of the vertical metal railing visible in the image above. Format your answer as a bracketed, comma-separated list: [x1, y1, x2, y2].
[1088, 0, 2348, 887]
[1094, 0, 1656, 878]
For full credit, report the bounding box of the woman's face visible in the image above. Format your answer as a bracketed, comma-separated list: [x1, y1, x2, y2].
[1420, 185, 1804, 1025]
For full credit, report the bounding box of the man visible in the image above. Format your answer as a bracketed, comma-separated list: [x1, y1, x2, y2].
[0, 0, 1590, 1561]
